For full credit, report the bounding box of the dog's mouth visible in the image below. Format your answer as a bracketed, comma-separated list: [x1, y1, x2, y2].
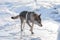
[34, 21, 42, 27]
[37, 23, 43, 27]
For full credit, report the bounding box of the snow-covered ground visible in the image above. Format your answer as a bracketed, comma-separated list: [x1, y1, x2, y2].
[0, 0, 60, 40]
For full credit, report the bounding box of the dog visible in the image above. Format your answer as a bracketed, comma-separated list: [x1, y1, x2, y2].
[11, 11, 42, 34]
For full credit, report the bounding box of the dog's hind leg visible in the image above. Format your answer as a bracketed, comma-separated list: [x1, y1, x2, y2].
[30, 21, 34, 34]
[20, 18, 24, 31]
[23, 20, 25, 29]
[20, 19, 24, 39]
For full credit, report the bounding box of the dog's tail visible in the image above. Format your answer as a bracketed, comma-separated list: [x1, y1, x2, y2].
[11, 15, 20, 19]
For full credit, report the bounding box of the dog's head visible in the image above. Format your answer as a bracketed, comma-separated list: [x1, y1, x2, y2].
[34, 14, 42, 27]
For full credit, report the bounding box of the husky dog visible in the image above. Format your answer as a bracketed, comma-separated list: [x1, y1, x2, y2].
[11, 11, 42, 34]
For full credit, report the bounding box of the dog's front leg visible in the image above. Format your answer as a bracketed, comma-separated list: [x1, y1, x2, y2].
[30, 21, 34, 34]
[26, 20, 34, 34]
[27, 21, 32, 27]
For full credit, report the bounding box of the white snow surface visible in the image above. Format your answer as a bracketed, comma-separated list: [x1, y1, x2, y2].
[0, 0, 60, 40]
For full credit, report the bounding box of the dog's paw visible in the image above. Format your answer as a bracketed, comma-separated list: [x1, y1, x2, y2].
[40, 24, 43, 27]
[21, 29, 23, 31]
[32, 32, 34, 34]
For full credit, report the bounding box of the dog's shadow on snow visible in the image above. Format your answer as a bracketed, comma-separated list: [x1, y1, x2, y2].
[20, 34, 41, 40]
[31, 37, 41, 40]
[57, 26, 60, 40]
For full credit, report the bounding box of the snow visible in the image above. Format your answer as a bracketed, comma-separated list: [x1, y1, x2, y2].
[0, 0, 60, 40]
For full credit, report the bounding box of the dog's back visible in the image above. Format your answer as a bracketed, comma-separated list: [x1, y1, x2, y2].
[19, 11, 35, 20]
[19, 11, 28, 18]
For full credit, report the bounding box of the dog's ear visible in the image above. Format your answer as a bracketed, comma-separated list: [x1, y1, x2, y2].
[39, 14, 41, 17]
